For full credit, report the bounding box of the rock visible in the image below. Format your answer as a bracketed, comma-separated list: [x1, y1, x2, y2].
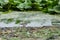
[0, 22, 21, 27]
[0, 11, 60, 27]
[26, 19, 52, 27]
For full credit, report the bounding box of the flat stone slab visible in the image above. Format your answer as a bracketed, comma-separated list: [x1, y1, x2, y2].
[0, 11, 60, 27]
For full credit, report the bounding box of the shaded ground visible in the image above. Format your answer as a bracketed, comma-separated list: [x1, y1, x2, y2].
[0, 26, 60, 40]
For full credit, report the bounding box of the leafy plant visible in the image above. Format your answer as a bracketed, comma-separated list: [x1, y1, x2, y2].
[17, 0, 32, 10]
[0, 0, 60, 14]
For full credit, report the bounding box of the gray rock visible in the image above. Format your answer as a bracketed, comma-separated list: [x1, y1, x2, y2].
[0, 11, 60, 27]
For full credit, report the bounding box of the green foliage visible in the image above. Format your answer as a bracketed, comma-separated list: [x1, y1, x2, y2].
[17, 0, 32, 10]
[0, 0, 60, 14]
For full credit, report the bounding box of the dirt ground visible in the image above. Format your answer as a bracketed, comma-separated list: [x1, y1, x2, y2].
[0, 26, 60, 40]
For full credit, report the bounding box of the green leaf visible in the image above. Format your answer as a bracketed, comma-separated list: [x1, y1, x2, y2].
[17, 0, 32, 10]
[54, 5, 60, 13]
